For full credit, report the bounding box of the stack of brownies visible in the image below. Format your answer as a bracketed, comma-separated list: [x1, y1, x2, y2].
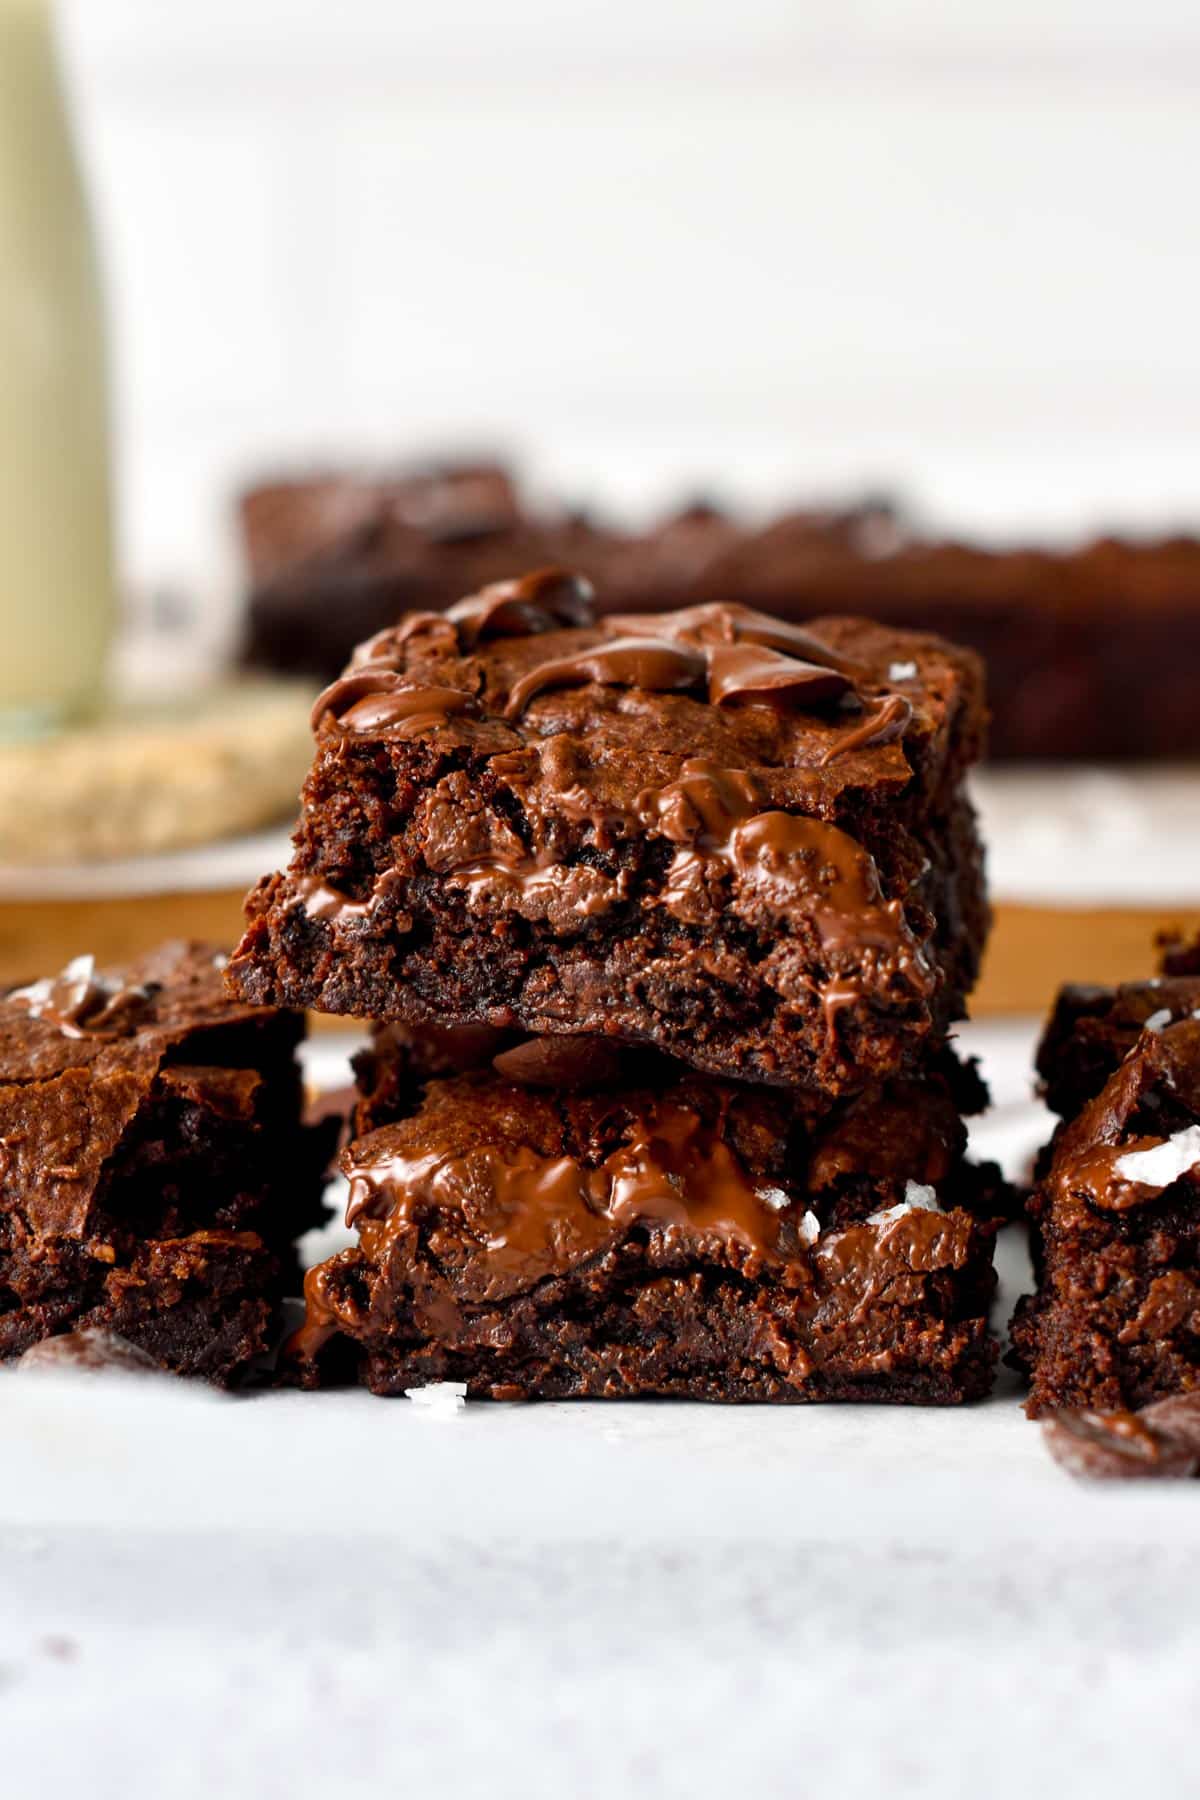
[226, 568, 1004, 1402]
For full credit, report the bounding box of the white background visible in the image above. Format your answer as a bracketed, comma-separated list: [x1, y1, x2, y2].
[58, 0, 1200, 608]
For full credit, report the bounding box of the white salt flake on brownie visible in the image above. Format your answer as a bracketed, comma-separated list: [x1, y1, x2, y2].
[798, 1210, 820, 1245]
[1115, 1126, 1200, 1189]
[404, 1381, 468, 1413]
[888, 660, 918, 681]
[866, 1181, 942, 1226]
[1143, 1008, 1173, 1033]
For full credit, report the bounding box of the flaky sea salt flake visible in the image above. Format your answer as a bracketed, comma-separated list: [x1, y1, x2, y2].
[1115, 1127, 1200, 1190]
[405, 1381, 468, 1415]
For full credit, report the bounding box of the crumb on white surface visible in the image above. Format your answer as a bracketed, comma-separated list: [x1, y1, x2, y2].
[1115, 1126, 1200, 1189]
[799, 1210, 820, 1245]
[1144, 1008, 1173, 1033]
[405, 1382, 468, 1414]
[866, 1182, 942, 1226]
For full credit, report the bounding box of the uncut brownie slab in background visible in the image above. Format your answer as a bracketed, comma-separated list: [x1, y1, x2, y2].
[0, 941, 332, 1383]
[1011, 944, 1200, 1415]
[238, 460, 1200, 760]
[288, 1028, 1002, 1403]
[227, 573, 988, 1096]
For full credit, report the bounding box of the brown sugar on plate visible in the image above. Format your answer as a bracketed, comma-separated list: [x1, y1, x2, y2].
[0, 940, 334, 1385]
[287, 1031, 1002, 1403]
[226, 573, 989, 1097]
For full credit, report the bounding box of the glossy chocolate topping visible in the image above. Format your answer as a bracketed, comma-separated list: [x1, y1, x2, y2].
[348, 613, 460, 669]
[7, 955, 158, 1039]
[635, 755, 920, 969]
[343, 1098, 790, 1303]
[818, 693, 914, 764]
[311, 670, 478, 734]
[706, 642, 852, 709]
[601, 600, 865, 674]
[501, 594, 884, 729]
[446, 568, 596, 645]
[504, 636, 708, 720]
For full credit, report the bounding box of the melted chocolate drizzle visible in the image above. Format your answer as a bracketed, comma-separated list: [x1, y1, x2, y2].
[601, 601, 866, 674]
[446, 568, 595, 646]
[504, 637, 708, 719]
[706, 642, 852, 709]
[6, 955, 158, 1038]
[311, 670, 478, 734]
[344, 1100, 789, 1305]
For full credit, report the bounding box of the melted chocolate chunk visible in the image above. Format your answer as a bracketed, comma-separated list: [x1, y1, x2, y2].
[343, 1099, 789, 1304]
[818, 693, 914, 764]
[311, 670, 477, 734]
[446, 568, 595, 646]
[7, 956, 159, 1039]
[349, 614, 460, 670]
[504, 637, 708, 720]
[706, 643, 852, 709]
[601, 601, 865, 674]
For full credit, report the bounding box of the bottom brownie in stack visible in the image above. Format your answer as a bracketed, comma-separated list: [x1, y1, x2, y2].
[0, 941, 333, 1383]
[289, 1027, 1001, 1402]
[1011, 948, 1200, 1415]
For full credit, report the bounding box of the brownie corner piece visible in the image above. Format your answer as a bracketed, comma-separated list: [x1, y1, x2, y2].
[1014, 967, 1200, 1414]
[0, 939, 331, 1384]
[227, 577, 988, 1093]
[286, 1033, 1000, 1404]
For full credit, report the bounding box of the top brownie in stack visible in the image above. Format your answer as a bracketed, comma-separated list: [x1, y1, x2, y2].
[227, 571, 988, 1096]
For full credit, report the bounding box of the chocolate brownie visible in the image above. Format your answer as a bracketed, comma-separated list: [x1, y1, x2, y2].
[0, 941, 333, 1384]
[227, 574, 989, 1094]
[1011, 967, 1200, 1414]
[289, 1034, 1000, 1401]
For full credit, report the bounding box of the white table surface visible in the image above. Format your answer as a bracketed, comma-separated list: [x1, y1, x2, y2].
[4, 1020, 1198, 1800]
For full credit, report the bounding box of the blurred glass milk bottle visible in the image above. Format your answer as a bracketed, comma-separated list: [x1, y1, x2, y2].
[0, 0, 116, 733]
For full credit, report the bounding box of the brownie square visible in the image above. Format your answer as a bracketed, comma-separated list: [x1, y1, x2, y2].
[0, 940, 332, 1384]
[289, 1030, 1000, 1401]
[1011, 969, 1200, 1414]
[227, 575, 989, 1095]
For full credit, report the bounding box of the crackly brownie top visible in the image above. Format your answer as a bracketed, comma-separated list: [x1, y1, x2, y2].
[1037, 973, 1200, 1121]
[309, 569, 982, 809]
[0, 939, 297, 1085]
